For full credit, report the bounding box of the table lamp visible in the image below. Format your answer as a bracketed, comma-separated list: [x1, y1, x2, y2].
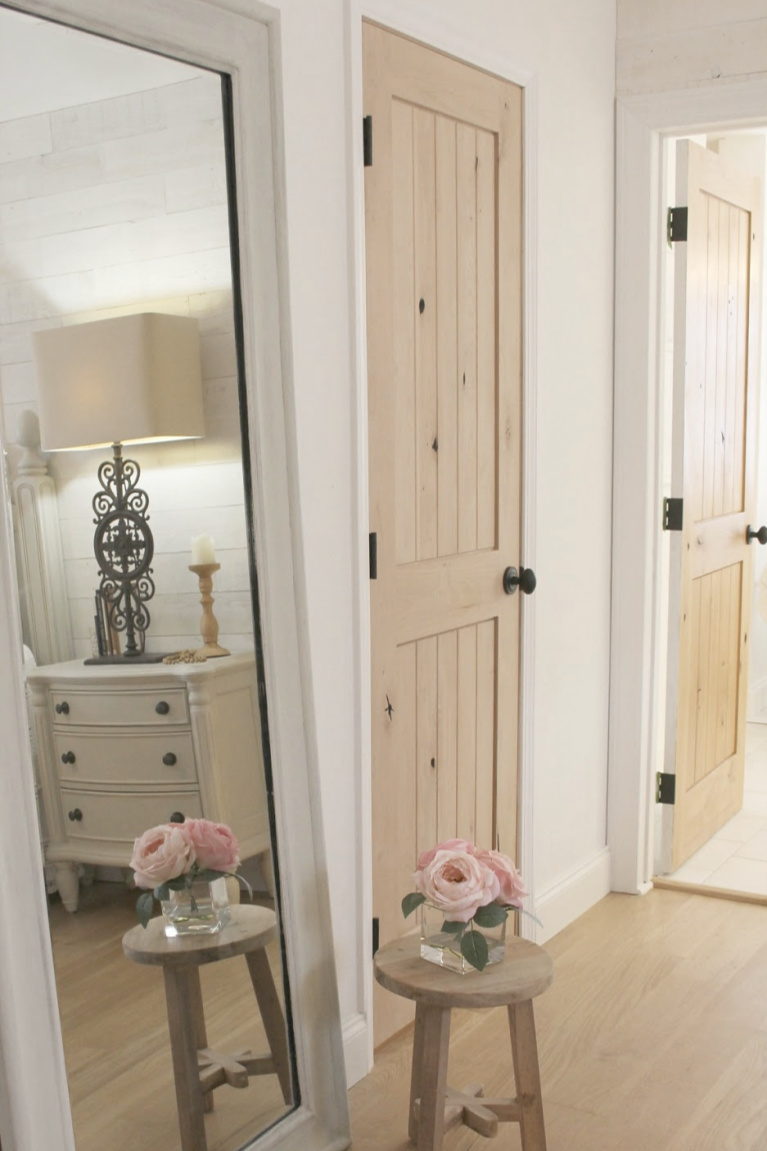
[32, 313, 205, 662]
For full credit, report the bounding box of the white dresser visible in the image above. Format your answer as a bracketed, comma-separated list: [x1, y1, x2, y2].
[26, 652, 270, 912]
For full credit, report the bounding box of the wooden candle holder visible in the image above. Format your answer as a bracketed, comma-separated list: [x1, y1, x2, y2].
[189, 563, 230, 659]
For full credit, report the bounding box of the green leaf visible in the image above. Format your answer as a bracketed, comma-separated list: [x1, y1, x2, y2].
[164, 875, 189, 892]
[401, 892, 427, 918]
[461, 928, 489, 971]
[136, 891, 155, 929]
[473, 903, 508, 928]
[196, 868, 228, 882]
[235, 873, 254, 902]
[153, 883, 171, 902]
[441, 920, 466, 936]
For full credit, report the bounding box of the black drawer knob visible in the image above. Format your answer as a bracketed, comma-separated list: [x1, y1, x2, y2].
[155, 700, 170, 715]
[55, 702, 70, 715]
[61, 751, 76, 765]
[68, 808, 83, 822]
[169, 811, 185, 823]
[162, 752, 177, 766]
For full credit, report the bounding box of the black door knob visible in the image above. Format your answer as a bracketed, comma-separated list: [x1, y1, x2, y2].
[503, 566, 537, 596]
[155, 700, 170, 715]
[61, 751, 76, 765]
[68, 808, 83, 822]
[162, 753, 177, 766]
[55, 701, 70, 715]
[746, 525, 767, 545]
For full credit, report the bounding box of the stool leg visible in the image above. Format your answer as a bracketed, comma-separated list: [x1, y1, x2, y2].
[245, 949, 293, 1104]
[415, 1005, 451, 1151]
[408, 1003, 427, 1142]
[163, 965, 208, 1151]
[508, 1000, 547, 1151]
[187, 969, 214, 1113]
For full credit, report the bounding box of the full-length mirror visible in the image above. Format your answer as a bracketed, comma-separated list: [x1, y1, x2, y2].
[0, 7, 298, 1151]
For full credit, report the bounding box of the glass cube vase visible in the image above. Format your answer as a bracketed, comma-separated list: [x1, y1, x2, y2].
[161, 876, 231, 937]
[420, 903, 506, 974]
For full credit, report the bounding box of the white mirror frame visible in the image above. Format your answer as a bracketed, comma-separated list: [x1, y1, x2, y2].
[0, 1, 350, 1149]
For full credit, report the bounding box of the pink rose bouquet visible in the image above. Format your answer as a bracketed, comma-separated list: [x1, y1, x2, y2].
[402, 839, 531, 971]
[130, 816, 249, 928]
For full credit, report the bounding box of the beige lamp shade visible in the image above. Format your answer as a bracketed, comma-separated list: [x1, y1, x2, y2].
[32, 313, 205, 451]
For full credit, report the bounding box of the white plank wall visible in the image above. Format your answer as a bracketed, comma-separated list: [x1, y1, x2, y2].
[0, 70, 255, 659]
[617, 0, 767, 94]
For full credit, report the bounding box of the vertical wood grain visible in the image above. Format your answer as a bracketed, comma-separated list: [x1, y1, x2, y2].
[457, 123, 478, 555]
[475, 619, 496, 849]
[476, 128, 497, 552]
[393, 101, 417, 566]
[416, 636, 438, 853]
[437, 630, 458, 841]
[456, 625, 477, 841]
[733, 208, 749, 513]
[435, 115, 458, 559]
[414, 109, 438, 563]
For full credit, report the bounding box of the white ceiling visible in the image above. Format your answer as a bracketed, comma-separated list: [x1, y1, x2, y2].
[0, 7, 205, 123]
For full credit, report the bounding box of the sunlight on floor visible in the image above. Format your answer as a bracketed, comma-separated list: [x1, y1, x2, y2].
[666, 721, 767, 894]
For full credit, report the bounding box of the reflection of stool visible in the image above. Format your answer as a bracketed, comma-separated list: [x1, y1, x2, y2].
[123, 905, 292, 1151]
[374, 934, 553, 1151]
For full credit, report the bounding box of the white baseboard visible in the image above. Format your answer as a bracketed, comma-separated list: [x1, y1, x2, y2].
[748, 675, 767, 722]
[533, 847, 611, 944]
[342, 1011, 371, 1088]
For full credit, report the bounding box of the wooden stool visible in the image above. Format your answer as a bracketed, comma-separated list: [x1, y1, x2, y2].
[123, 904, 292, 1151]
[374, 934, 553, 1151]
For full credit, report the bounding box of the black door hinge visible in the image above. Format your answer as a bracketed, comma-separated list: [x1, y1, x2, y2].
[363, 116, 373, 167]
[372, 917, 380, 957]
[656, 772, 676, 804]
[663, 497, 683, 531]
[369, 532, 378, 579]
[667, 206, 688, 245]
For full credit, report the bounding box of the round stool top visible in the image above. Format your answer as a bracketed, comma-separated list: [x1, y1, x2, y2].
[374, 933, 553, 1009]
[122, 904, 278, 968]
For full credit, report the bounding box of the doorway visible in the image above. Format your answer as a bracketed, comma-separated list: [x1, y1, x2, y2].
[654, 130, 767, 899]
[609, 80, 767, 901]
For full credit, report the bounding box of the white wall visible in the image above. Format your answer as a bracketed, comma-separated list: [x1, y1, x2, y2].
[267, 0, 616, 1077]
[617, 0, 767, 95]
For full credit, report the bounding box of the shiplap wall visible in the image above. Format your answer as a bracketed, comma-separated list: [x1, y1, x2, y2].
[617, 0, 767, 94]
[0, 72, 255, 659]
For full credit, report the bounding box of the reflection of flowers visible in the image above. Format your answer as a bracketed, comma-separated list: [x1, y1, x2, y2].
[130, 817, 246, 927]
[402, 839, 531, 970]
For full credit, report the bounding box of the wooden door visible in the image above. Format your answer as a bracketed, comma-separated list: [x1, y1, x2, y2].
[363, 23, 523, 1044]
[667, 140, 762, 871]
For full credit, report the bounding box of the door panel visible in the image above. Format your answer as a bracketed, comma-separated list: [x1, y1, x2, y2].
[668, 140, 761, 871]
[364, 22, 523, 1044]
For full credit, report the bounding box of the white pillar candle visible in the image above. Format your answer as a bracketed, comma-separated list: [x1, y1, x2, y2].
[191, 534, 216, 565]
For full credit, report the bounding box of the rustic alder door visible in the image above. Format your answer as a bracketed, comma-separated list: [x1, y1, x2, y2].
[667, 140, 762, 872]
[363, 22, 524, 1044]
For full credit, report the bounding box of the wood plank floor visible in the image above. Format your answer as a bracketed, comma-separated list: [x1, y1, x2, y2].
[349, 888, 767, 1151]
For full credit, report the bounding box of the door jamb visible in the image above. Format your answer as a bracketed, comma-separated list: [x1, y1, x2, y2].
[610, 79, 767, 894]
[346, 0, 540, 1069]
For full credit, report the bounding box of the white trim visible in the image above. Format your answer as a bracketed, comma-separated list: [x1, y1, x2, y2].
[340, 1013, 370, 1089]
[610, 77, 767, 896]
[534, 848, 613, 945]
[346, 0, 540, 1025]
[0, 3, 349, 1150]
[748, 673, 767, 720]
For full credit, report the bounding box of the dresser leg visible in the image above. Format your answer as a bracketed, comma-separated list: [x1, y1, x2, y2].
[508, 1000, 547, 1151]
[55, 863, 79, 912]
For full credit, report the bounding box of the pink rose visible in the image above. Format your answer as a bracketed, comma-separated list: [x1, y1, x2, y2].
[130, 824, 195, 889]
[182, 819, 240, 872]
[414, 847, 500, 923]
[476, 848, 527, 909]
[416, 839, 477, 870]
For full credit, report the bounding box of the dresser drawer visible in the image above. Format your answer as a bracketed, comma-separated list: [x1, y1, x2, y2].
[60, 788, 203, 845]
[50, 687, 189, 728]
[54, 731, 197, 786]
